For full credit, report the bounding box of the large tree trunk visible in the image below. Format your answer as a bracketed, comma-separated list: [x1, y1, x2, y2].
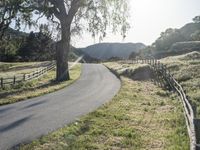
[56, 23, 71, 81]
[54, 0, 81, 82]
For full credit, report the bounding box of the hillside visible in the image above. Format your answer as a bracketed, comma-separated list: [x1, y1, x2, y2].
[179, 23, 200, 40]
[80, 43, 146, 60]
[156, 22, 200, 51]
[170, 41, 200, 52]
[161, 51, 200, 117]
[140, 21, 200, 59]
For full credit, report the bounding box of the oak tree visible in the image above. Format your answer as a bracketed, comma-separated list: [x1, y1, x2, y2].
[0, 0, 130, 81]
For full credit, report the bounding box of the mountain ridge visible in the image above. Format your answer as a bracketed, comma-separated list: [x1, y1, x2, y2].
[79, 42, 146, 60]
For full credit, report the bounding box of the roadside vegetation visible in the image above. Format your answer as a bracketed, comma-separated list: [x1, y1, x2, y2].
[21, 63, 189, 150]
[0, 63, 81, 105]
[161, 51, 200, 117]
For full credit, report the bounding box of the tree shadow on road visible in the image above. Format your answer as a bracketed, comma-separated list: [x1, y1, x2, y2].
[0, 115, 33, 133]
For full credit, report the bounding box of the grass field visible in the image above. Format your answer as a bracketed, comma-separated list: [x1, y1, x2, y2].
[0, 63, 81, 105]
[0, 61, 40, 71]
[20, 63, 189, 150]
[0, 61, 53, 77]
[161, 51, 200, 118]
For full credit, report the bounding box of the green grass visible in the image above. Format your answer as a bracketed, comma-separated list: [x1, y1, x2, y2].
[161, 51, 200, 117]
[20, 63, 189, 150]
[0, 64, 81, 105]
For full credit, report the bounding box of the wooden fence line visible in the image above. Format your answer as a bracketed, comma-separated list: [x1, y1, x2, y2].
[0, 63, 55, 88]
[122, 58, 199, 150]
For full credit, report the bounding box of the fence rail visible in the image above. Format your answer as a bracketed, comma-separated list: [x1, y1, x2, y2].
[0, 63, 55, 88]
[122, 58, 199, 150]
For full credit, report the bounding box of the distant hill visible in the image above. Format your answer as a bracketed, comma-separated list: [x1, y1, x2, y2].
[69, 48, 99, 63]
[80, 43, 146, 60]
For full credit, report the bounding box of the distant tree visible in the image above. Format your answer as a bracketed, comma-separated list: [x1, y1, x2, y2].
[18, 30, 55, 61]
[0, 30, 25, 61]
[193, 16, 200, 23]
[1, 0, 130, 81]
[192, 15, 200, 41]
[18, 31, 36, 61]
[129, 51, 137, 59]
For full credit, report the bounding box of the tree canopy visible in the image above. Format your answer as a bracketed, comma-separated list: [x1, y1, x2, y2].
[1, 0, 130, 40]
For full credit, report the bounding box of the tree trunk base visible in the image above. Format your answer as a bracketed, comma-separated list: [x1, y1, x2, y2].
[56, 40, 70, 82]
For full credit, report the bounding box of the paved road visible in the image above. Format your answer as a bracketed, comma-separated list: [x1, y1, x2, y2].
[0, 64, 120, 150]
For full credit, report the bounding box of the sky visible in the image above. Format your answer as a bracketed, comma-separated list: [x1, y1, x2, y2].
[72, 0, 200, 48]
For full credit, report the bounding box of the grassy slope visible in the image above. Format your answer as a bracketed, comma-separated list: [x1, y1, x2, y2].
[0, 64, 81, 105]
[0, 62, 40, 70]
[161, 51, 200, 117]
[21, 63, 189, 150]
[0, 61, 50, 74]
[0, 61, 53, 77]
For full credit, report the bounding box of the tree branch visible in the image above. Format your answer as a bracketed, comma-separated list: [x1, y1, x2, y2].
[67, 0, 82, 25]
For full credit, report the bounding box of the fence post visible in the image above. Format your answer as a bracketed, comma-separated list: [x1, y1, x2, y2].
[164, 65, 167, 79]
[158, 61, 160, 69]
[194, 119, 200, 147]
[161, 64, 164, 71]
[1, 78, 3, 88]
[13, 76, 16, 85]
[192, 103, 197, 118]
[23, 74, 26, 81]
[37, 70, 39, 77]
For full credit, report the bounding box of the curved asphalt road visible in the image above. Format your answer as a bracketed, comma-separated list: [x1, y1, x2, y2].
[0, 64, 121, 150]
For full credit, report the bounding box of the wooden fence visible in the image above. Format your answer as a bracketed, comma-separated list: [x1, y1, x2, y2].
[122, 58, 200, 150]
[0, 63, 55, 88]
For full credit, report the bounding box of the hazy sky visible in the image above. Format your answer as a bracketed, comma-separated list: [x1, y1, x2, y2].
[72, 0, 200, 48]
